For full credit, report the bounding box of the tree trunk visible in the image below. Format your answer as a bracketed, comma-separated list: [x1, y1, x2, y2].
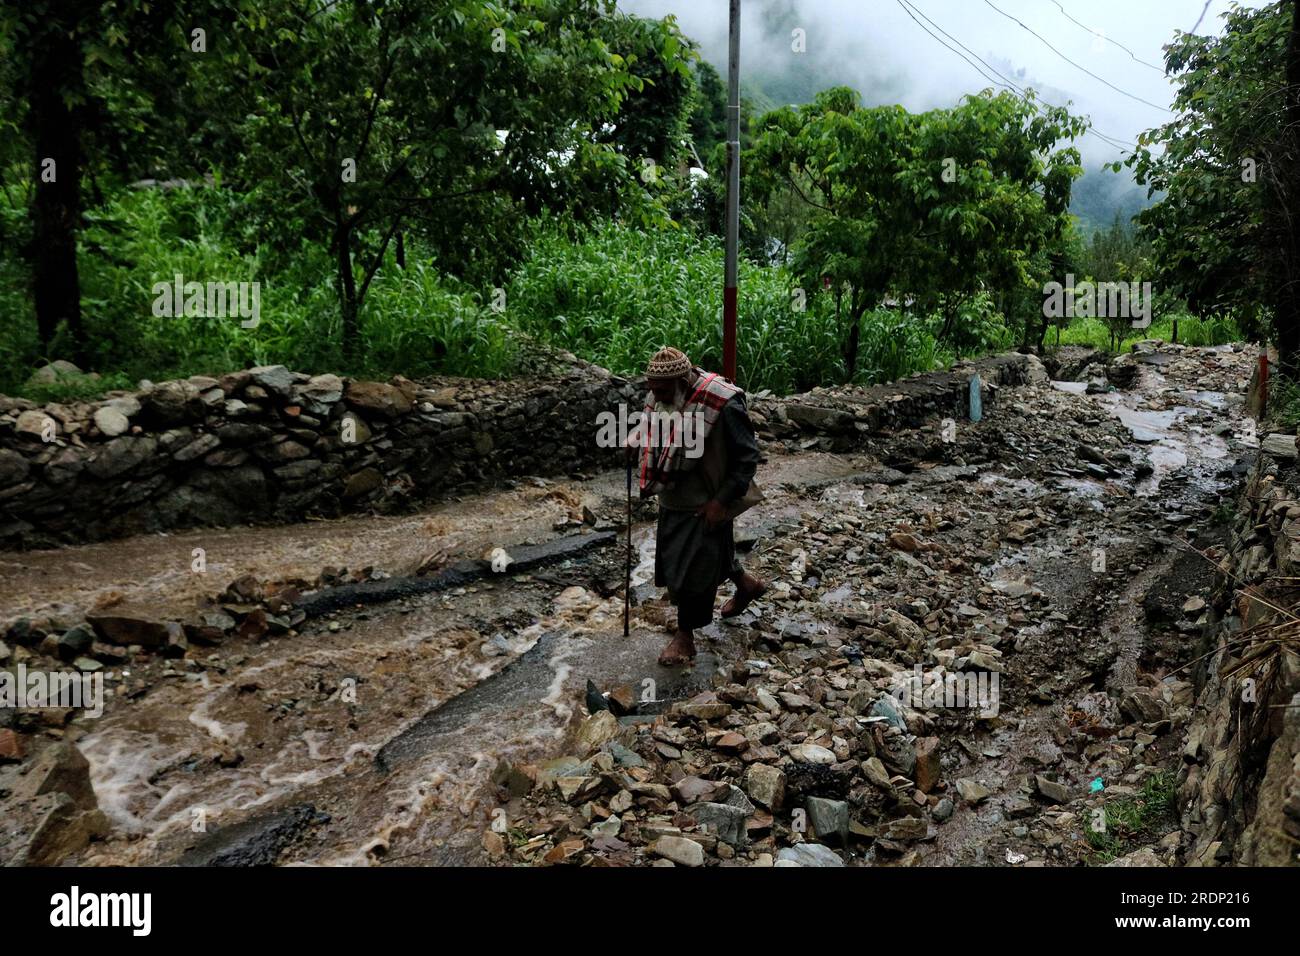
[337, 225, 360, 365]
[844, 313, 861, 383]
[1277, 0, 1300, 377]
[27, 12, 85, 356]
[395, 231, 405, 269]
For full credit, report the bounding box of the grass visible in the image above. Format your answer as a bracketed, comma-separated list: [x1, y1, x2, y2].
[1055, 314, 1242, 352]
[1267, 372, 1300, 430]
[3, 182, 1245, 402]
[1084, 770, 1180, 864]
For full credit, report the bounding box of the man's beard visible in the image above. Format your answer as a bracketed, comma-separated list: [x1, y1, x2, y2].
[654, 380, 688, 414]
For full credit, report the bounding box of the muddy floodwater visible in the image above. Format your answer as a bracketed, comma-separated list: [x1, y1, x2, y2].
[2, 344, 1261, 867]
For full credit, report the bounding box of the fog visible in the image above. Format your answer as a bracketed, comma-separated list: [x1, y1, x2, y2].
[619, 0, 1269, 175]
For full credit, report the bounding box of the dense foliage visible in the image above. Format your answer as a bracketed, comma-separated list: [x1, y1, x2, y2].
[1, 0, 1271, 402]
[1126, 0, 1299, 367]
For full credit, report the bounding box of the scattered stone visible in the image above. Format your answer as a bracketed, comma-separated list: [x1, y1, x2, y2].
[775, 843, 844, 867]
[806, 797, 850, 845]
[744, 764, 786, 810]
[1035, 775, 1071, 804]
[955, 778, 993, 804]
[650, 835, 705, 867]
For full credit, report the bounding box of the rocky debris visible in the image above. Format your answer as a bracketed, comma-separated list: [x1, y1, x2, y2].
[776, 843, 844, 867]
[494, 341, 1251, 868]
[1259, 433, 1298, 459]
[0, 741, 110, 866]
[1180, 452, 1300, 866]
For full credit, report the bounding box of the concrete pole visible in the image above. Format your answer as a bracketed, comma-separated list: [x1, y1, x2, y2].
[723, 0, 741, 382]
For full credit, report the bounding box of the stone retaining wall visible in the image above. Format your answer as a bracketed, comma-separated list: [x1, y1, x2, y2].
[1179, 450, 1300, 865]
[0, 352, 1033, 551]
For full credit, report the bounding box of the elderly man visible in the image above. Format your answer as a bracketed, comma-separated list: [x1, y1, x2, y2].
[632, 346, 766, 666]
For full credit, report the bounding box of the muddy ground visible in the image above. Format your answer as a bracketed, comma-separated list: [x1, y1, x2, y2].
[0, 342, 1259, 867]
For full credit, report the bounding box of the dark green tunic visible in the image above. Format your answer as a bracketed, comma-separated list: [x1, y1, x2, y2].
[652, 394, 760, 630]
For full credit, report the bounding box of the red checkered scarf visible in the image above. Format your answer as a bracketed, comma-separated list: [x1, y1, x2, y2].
[635, 368, 740, 496]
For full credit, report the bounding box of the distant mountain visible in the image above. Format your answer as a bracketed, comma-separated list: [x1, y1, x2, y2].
[1069, 164, 1153, 234]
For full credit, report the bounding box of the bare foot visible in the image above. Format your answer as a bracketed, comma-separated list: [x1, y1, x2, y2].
[658, 629, 696, 666]
[720, 574, 767, 618]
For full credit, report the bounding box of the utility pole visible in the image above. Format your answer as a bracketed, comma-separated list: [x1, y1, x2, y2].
[723, 0, 741, 382]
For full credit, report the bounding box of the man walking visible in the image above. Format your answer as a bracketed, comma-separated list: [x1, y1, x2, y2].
[632, 346, 766, 666]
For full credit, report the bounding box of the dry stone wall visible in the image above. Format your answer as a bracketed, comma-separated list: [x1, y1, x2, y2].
[1179, 450, 1300, 865]
[0, 352, 1035, 550]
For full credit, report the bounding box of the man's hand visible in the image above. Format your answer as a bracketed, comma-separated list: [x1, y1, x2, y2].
[697, 499, 727, 528]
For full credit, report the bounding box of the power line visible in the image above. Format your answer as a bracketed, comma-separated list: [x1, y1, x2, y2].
[1049, 1, 1165, 72]
[895, 0, 1139, 152]
[1189, 0, 1214, 34]
[982, 0, 1173, 113]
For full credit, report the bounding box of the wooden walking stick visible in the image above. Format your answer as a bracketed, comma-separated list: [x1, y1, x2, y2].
[624, 459, 632, 637]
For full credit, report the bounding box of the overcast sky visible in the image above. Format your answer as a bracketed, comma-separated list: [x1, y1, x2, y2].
[618, 0, 1269, 165]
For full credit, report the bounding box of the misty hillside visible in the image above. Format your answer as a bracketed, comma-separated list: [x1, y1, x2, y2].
[682, 0, 1156, 234]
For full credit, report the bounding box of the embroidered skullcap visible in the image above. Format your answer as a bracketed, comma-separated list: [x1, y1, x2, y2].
[645, 346, 691, 380]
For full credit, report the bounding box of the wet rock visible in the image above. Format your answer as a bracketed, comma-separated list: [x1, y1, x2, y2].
[87, 612, 171, 648]
[179, 805, 326, 866]
[689, 803, 748, 846]
[744, 764, 786, 810]
[775, 843, 844, 867]
[955, 778, 993, 804]
[6, 794, 110, 866]
[0, 728, 26, 762]
[650, 835, 705, 866]
[789, 742, 836, 765]
[932, 797, 954, 822]
[806, 797, 850, 845]
[56, 626, 94, 662]
[575, 711, 618, 756]
[1034, 775, 1071, 804]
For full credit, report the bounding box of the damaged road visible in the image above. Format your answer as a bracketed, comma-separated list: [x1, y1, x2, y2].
[0, 343, 1260, 868]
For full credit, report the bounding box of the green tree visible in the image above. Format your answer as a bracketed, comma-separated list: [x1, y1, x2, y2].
[203, 0, 665, 362]
[1126, 0, 1299, 365]
[748, 87, 1083, 378]
[0, 0, 219, 357]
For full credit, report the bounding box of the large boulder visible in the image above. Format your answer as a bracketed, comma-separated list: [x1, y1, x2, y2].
[141, 380, 203, 425]
[345, 380, 413, 418]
